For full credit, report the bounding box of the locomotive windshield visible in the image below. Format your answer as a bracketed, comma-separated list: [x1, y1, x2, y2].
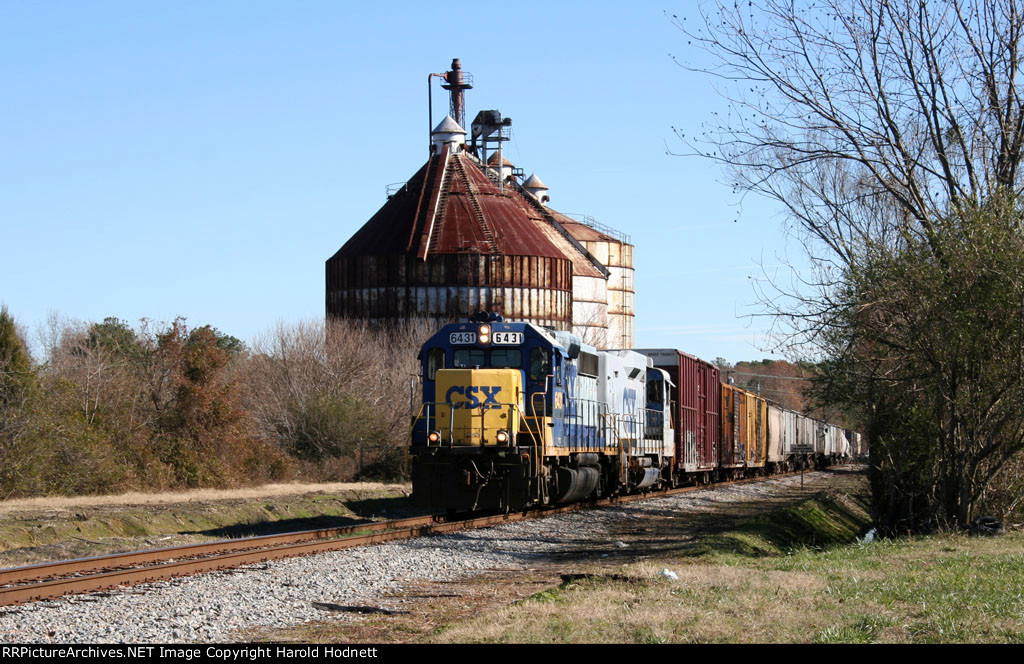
[449, 348, 523, 369]
[490, 349, 522, 368]
[454, 349, 485, 368]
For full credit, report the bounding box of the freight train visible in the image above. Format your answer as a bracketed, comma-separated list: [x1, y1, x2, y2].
[409, 314, 861, 511]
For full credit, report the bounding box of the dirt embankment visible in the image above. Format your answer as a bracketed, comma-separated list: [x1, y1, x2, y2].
[0, 482, 414, 568]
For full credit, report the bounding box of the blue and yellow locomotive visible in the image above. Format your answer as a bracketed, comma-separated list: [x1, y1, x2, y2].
[410, 314, 674, 511]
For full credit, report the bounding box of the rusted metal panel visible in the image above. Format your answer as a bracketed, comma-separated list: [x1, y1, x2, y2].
[330, 253, 572, 288]
[532, 216, 605, 280]
[745, 395, 768, 468]
[329, 152, 574, 265]
[328, 284, 570, 327]
[607, 284, 634, 310]
[434, 155, 571, 259]
[720, 384, 746, 468]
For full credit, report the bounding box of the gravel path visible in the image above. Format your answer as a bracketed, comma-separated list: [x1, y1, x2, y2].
[0, 472, 833, 643]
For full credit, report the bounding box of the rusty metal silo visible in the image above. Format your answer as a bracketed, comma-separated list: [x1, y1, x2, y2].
[326, 124, 575, 329]
[327, 59, 636, 342]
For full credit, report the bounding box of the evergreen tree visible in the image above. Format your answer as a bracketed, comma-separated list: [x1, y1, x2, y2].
[0, 305, 33, 405]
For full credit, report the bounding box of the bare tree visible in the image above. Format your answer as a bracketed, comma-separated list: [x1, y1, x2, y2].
[675, 1, 1024, 237]
[245, 317, 431, 479]
[676, 0, 1024, 533]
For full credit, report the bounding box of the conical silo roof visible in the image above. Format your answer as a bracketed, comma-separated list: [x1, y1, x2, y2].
[331, 146, 576, 262]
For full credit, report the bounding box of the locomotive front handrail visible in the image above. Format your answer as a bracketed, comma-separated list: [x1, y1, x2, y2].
[527, 375, 553, 477]
[527, 392, 546, 477]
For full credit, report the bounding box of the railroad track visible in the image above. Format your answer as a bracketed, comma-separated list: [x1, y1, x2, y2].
[0, 469, 814, 607]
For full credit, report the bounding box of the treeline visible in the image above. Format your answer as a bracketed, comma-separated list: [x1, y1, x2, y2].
[715, 358, 813, 414]
[715, 354, 1024, 524]
[0, 307, 427, 499]
[714, 358, 853, 429]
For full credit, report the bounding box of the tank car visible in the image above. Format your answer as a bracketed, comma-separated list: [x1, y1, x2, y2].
[409, 314, 673, 511]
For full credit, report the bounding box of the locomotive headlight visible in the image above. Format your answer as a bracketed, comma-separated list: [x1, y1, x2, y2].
[479, 324, 490, 335]
[428, 430, 441, 444]
[496, 429, 510, 444]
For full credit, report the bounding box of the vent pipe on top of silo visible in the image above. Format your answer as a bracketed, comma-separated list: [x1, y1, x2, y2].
[441, 59, 473, 130]
[487, 152, 516, 183]
[428, 59, 473, 156]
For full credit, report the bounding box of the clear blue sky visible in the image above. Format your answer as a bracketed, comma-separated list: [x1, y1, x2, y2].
[0, 1, 800, 365]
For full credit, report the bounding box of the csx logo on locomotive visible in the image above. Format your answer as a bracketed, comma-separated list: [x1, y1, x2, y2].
[445, 385, 503, 409]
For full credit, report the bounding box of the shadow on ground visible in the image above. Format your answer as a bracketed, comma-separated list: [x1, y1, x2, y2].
[186, 495, 432, 539]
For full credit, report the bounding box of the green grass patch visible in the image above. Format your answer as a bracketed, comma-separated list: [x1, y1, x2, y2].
[684, 490, 872, 561]
[814, 613, 896, 643]
[807, 539, 1024, 642]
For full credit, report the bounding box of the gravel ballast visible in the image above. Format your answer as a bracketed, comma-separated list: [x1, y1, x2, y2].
[0, 472, 838, 643]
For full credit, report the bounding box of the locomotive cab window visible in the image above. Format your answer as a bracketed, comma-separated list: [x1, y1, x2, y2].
[529, 348, 550, 382]
[490, 348, 522, 369]
[647, 378, 664, 404]
[426, 348, 445, 380]
[454, 349, 485, 368]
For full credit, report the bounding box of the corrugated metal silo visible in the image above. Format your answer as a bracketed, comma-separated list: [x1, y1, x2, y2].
[327, 60, 636, 343]
[326, 125, 575, 329]
[554, 214, 635, 348]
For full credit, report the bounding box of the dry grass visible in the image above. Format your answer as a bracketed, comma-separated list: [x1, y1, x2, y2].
[218, 467, 1024, 644]
[0, 481, 409, 514]
[430, 562, 843, 644]
[429, 504, 1024, 643]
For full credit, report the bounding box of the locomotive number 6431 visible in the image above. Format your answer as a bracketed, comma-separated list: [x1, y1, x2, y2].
[491, 332, 523, 345]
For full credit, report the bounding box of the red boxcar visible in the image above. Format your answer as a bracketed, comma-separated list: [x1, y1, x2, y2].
[637, 349, 719, 477]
